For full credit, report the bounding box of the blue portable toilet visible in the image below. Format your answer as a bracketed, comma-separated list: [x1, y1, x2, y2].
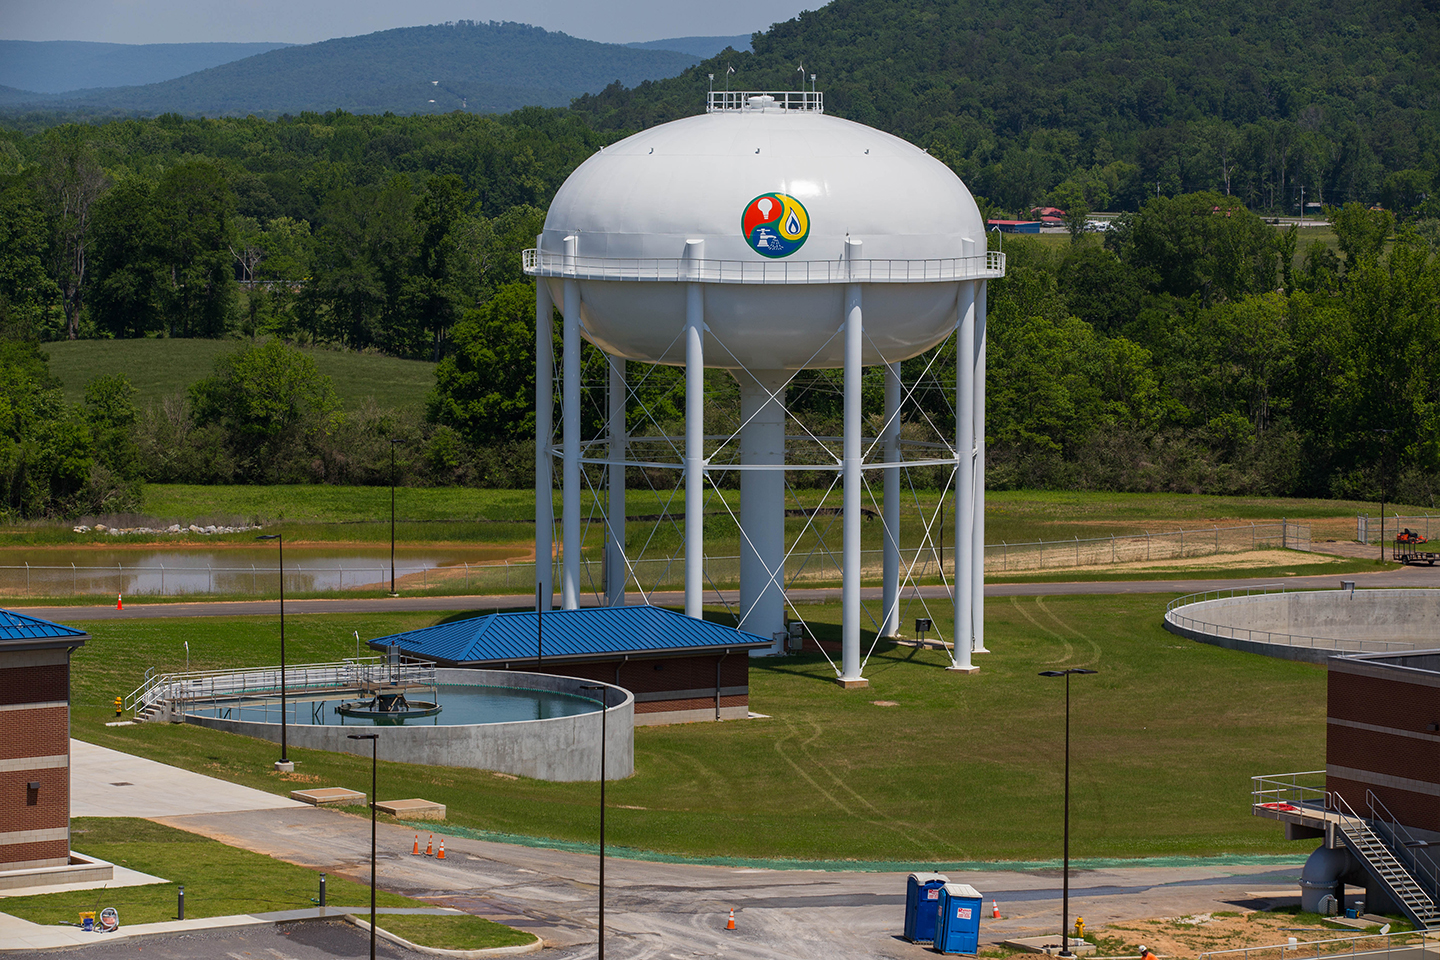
[903, 872, 950, 944]
[934, 882, 983, 955]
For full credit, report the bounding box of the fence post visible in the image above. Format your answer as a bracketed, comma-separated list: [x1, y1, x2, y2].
[1147, 531, 1151, 561]
[160, 562, 165, 596]
[25, 562, 29, 595]
[1111, 535, 1116, 564]
[208, 564, 212, 594]
[1003, 541, 1008, 570]
[72, 562, 76, 595]
[1215, 526, 1219, 553]
[1075, 536, 1080, 566]
[466, 562, 470, 590]
[1180, 528, 1185, 557]
[251, 564, 256, 594]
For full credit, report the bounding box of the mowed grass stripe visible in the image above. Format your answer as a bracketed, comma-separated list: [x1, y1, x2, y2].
[66, 595, 1323, 862]
[41, 339, 437, 413]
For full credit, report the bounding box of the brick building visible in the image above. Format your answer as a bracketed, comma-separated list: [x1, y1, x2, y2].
[372, 606, 772, 725]
[0, 609, 88, 872]
[1325, 650, 1440, 835]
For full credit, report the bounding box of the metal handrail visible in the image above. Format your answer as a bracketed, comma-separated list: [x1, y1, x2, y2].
[1367, 789, 1440, 907]
[1251, 771, 1329, 811]
[1166, 586, 1420, 654]
[1198, 929, 1436, 960]
[521, 248, 1006, 284]
[126, 658, 437, 713]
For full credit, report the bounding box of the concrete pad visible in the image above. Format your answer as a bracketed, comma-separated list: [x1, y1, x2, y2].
[0, 860, 165, 898]
[1004, 935, 1097, 955]
[291, 787, 366, 806]
[70, 739, 307, 817]
[376, 798, 446, 820]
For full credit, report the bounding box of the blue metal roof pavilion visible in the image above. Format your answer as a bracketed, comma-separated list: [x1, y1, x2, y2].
[370, 605, 772, 666]
[0, 608, 89, 650]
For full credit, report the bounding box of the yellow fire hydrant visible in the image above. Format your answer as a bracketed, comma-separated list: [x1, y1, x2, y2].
[114, 696, 122, 717]
[1074, 917, 1085, 940]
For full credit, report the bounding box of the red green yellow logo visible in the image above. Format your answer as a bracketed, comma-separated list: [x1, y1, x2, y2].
[741, 193, 809, 258]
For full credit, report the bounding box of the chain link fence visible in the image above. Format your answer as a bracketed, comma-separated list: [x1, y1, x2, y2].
[0, 520, 1310, 600]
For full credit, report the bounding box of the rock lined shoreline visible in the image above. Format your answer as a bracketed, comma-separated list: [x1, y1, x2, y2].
[72, 523, 263, 536]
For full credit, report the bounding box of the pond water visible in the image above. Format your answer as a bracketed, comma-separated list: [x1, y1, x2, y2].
[187, 683, 601, 727]
[0, 544, 529, 597]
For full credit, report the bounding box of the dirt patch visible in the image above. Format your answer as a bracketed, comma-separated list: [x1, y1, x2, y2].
[1096, 910, 1394, 958]
[1009, 549, 1346, 576]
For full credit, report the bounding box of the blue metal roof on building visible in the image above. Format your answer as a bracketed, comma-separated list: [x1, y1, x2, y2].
[0, 608, 88, 645]
[370, 605, 772, 665]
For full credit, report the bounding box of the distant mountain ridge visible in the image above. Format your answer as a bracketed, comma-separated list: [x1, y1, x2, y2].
[0, 22, 699, 117]
[0, 40, 293, 94]
[626, 35, 752, 58]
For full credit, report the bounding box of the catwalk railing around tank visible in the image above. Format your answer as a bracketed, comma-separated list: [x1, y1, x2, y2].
[522, 249, 1006, 284]
[124, 657, 438, 715]
[1, 521, 1306, 599]
[1165, 583, 1421, 655]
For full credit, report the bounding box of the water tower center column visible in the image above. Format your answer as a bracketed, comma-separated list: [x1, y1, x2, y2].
[737, 369, 789, 653]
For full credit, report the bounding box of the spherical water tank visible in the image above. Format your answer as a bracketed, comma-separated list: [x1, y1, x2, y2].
[537, 98, 991, 370]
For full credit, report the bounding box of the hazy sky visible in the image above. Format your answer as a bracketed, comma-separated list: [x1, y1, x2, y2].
[0, 0, 813, 45]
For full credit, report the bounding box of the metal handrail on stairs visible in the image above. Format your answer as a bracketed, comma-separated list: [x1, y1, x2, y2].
[1330, 791, 1438, 928]
[1366, 790, 1440, 924]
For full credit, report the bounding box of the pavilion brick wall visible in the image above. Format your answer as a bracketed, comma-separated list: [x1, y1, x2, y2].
[0, 652, 71, 870]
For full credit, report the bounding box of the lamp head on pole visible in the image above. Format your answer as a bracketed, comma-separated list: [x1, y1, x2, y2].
[1039, 669, 1098, 678]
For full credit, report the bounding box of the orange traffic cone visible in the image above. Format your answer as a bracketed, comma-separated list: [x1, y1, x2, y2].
[992, 900, 1001, 919]
[436, 839, 445, 860]
[117, 593, 123, 610]
[726, 909, 736, 931]
[411, 834, 420, 855]
[425, 834, 434, 856]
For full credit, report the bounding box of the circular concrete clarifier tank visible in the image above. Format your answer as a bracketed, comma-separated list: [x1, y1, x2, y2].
[181, 668, 633, 781]
[1164, 588, 1440, 663]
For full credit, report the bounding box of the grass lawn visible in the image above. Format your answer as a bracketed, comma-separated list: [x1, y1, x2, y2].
[40, 339, 437, 414]
[375, 914, 537, 951]
[70, 598, 1326, 863]
[0, 817, 414, 924]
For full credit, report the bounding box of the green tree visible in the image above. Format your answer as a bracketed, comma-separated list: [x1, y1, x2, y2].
[189, 340, 341, 482]
[151, 159, 237, 337]
[0, 173, 60, 338]
[428, 281, 539, 444]
[1326, 202, 1394, 270]
[0, 340, 94, 519]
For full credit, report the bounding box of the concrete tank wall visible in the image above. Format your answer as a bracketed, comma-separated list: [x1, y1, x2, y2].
[182, 668, 633, 782]
[1164, 589, 1440, 663]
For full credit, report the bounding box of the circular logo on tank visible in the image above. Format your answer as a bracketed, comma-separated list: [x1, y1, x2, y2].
[741, 193, 809, 258]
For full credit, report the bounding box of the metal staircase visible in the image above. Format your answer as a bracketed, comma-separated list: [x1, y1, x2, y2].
[1331, 791, 1440, 930]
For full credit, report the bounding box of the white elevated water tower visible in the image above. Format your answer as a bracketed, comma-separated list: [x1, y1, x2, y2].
[524, 91, 1005, 685]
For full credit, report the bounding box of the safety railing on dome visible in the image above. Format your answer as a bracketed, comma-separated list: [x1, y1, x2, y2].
[521, 249, 1006, 284]
[1165, 585, 1421, 654]
[124, 657, 437, 715]
[707, 90, 823, 113]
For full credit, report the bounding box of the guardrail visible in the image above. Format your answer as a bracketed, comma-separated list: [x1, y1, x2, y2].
[521, 249, 1006, 284]
[1252, 770, 1329, 811]
[1198, 929, 1436, 960]
[125, 658, 437, 714]
[1165, 586, 1420, 655]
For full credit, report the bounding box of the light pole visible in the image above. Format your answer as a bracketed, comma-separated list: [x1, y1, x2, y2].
[1039, 667, 1097, 958]
[390, 438, 402, 596]
[347, 733, 379, 960]
[580, 684, 608, 960]
[257, 534, 290, 771]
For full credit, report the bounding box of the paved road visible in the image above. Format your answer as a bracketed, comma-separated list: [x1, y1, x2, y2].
[158, 805, 1306, 960]
[16, 563, 1437, 622]
[10, 746, 1311, 960]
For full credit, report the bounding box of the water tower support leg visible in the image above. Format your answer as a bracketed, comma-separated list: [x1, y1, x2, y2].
[840, 281, 867, 688]
[684, 263, 705, 619]
[535, 275, 554, 611]
[562, 275, 581, 611]
[950, 282, 978, 673]
[881, 361, 901, 638]
[738, 370, 789, 653]
[607, 358, 627, 607]
[972, 281, 988, 653]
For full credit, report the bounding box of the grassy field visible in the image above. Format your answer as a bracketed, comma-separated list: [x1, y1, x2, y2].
[70, 598, 1326, 864]
[0, 819, 534, 949]
[0, 817, 414, 924]
[40, 339, 437, 414]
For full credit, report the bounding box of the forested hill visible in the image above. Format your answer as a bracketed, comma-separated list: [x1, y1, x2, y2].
[575, 0, 1440, 214]
[4, 22, 700, 117]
